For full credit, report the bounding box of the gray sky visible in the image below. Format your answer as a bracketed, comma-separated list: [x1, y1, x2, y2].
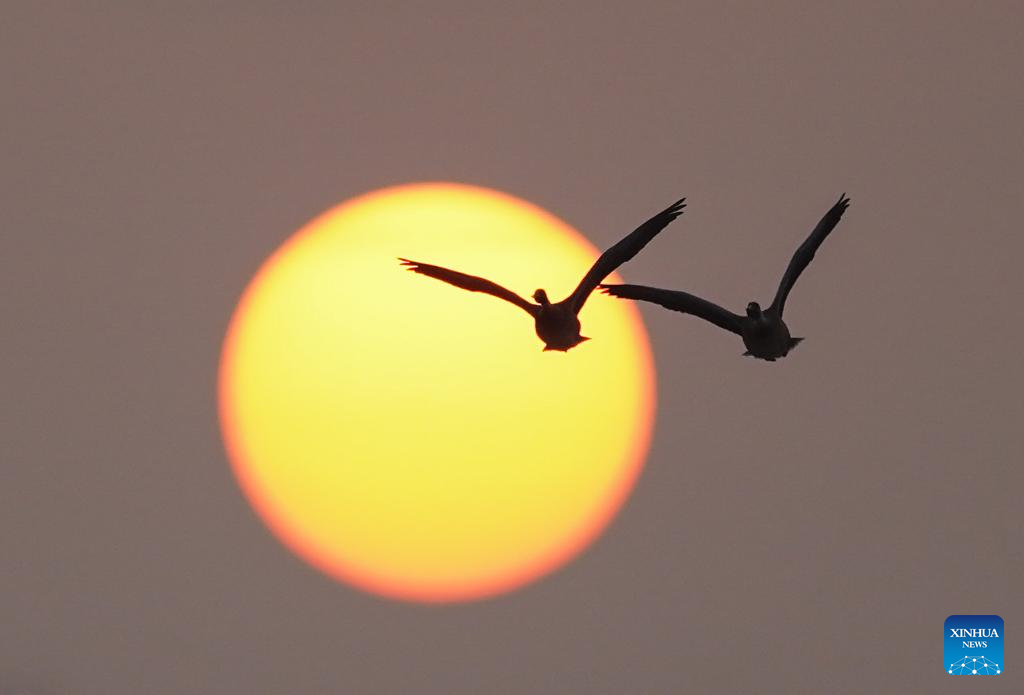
[2, 3, 1021, 693]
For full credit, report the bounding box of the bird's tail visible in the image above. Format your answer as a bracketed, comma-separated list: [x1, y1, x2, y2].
[787, 337, 805, 353]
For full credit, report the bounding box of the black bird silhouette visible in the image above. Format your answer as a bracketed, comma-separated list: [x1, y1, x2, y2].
[600, 195, 850, 361]
[399, 197, 686, 351]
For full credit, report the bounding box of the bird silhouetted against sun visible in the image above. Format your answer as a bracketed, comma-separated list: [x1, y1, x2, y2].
[399, 196, 684, 351]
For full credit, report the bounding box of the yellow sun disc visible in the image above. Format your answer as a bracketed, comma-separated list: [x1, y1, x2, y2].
[219, 182, 656, 602]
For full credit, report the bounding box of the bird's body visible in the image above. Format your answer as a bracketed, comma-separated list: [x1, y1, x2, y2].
[600, 195, 850, 361]
[531, 293, 587, 351]
[739, 305, 802, 361]
[400, 197, 686, 351]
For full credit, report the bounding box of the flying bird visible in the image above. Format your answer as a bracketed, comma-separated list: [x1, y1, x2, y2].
[399, 197, 686, 351]
[600, 195, 851, 361]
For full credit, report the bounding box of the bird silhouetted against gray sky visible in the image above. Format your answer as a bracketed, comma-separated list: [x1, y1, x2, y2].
[601, 195, 850, 360]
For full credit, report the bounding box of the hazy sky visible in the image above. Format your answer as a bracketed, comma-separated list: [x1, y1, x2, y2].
[3, 3, 1021, 693]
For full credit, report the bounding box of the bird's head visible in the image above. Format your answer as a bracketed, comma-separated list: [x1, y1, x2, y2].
[746, 301, 763, 319]
[532, 289, 550, 306]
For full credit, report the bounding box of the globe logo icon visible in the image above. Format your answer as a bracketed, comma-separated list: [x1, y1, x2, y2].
[949, 656, 1000, 675]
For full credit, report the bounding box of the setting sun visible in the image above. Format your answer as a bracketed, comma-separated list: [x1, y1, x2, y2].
[218, 182, 656, 602]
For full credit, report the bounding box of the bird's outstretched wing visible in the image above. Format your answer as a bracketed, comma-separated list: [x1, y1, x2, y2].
[399, 258, 537, 315]
[567, 197, 686, 314]
[600, 284, 744, 336]
[770, 194, 850, 316]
